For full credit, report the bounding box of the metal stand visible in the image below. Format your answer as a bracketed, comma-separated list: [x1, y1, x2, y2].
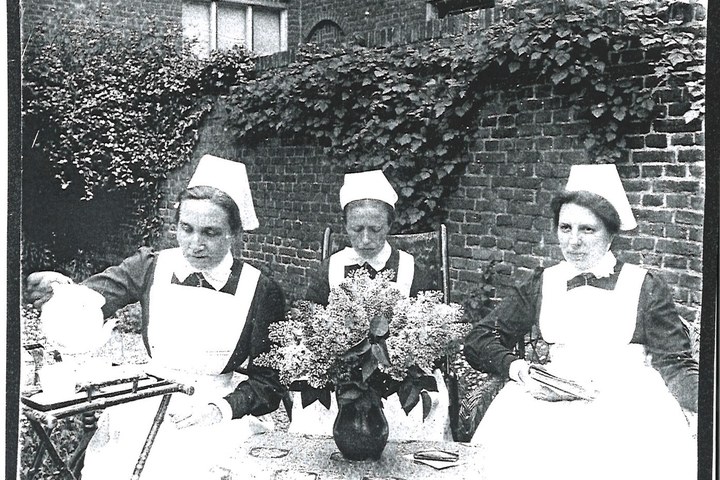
[22, 375, 194, 480]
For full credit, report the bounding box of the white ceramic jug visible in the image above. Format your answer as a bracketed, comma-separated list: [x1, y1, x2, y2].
[40, 283, 116, 354]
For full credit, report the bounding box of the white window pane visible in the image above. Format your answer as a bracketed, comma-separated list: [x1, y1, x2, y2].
[182, 2, 211, 57]
[217, 4, 247, 51]
[253, 7, 281, 55]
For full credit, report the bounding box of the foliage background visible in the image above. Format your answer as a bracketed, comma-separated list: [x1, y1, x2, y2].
[21, 7, 256, 275]
[226, 0, 705, 233]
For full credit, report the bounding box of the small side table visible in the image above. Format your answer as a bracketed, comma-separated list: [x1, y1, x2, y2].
[21, 368, 194, 480]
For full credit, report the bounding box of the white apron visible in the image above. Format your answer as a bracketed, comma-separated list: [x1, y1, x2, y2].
[471, 263, 696, 480]
[291, 248, 451, 441]
[82, 249, 273, 480]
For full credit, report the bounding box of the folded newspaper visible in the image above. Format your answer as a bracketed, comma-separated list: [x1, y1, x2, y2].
[528, 365, 597, 401]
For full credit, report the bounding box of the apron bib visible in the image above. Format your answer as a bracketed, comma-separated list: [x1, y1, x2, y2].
[538, 262, 646, 385]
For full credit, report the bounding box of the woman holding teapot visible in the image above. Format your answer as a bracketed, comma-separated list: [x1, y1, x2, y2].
[25, 155, 286, 480]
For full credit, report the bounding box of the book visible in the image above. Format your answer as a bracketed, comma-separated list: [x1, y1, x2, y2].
[528, 365, 597, 401]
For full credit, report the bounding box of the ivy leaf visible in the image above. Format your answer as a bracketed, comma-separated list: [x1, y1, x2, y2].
[683, 109, 700, 123]
[554, 51, 571, 66]
[612, 107, 626, 121]
[551, 70, 569, 84]
[591, 104, 606, 118]
[668, 52, 686, 66]
[386, 119, 400, 131]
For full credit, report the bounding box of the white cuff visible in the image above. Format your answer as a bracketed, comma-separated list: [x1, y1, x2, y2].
[508, 359, 528, 383]
[209, 398, 233, 423]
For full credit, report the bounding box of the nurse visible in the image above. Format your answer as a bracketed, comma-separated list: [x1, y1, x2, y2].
[464, 164, 698, 480]
[26, 155, 286, 479]
[294, 170, 452, 441]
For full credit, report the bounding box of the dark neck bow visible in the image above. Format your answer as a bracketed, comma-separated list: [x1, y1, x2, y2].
[345, 262, 379, 279]
[172, 272, 216, 290]
[566, 272, 619, 291]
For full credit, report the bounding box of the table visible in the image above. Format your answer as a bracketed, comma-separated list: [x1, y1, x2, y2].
[21, 366, 194, 480]
[217, 431, 488, 479]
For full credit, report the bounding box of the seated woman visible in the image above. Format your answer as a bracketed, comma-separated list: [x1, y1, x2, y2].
[293, 169, 452, 441]
[464, 164, 697, 480]
[25, 155, 286, 480]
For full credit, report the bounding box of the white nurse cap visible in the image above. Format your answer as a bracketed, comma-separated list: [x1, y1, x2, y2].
[339, 170, 399, 209]
[565, 164, 637, 231]
[187, 155, 259, 231]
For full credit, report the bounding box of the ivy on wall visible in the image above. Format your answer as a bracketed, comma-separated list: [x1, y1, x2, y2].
[226, 0, 705, 232]
[22, 8, 256, 272]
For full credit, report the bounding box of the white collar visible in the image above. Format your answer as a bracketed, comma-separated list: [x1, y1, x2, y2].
[342, 242, 392, 271]
[174, 251, 234, 290]
[560, 251, 617, 280]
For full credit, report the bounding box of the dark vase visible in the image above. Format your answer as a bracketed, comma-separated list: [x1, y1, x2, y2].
[332, 389, 389, 461]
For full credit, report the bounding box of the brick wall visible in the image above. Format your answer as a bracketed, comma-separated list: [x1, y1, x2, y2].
[21, 0, 181, 43]
[443, 85, 705, 328]
[22, 0, 705, 329]
[158, 83, 704, 330]
[297, 0, 427, 43]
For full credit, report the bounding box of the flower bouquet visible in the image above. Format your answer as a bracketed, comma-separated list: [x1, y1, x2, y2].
[256, 269, 470, 420]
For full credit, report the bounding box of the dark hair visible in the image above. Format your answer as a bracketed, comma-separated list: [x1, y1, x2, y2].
[550, 190, 621, 235]
[343, 199, 395, 226]
[175, 185, 242, 233]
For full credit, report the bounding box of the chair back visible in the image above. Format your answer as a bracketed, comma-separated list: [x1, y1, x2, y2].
[321, 224, 450, 304]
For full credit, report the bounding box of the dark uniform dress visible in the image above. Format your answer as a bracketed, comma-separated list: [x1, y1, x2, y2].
[80, 247, 285, 480]
[292, 243, 452, 441]
[464, 253, 697, 480]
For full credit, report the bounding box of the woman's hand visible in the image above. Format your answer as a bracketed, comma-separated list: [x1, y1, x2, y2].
[25, 272, 73, 310]
[509, 359, 580, 402]
[168, 403, 223, 429]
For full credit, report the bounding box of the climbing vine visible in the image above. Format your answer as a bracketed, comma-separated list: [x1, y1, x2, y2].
[226, 0, 705, 232]
[22, 8, 256, 269]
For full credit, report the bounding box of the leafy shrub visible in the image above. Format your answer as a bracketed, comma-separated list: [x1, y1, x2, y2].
[226, 0, 704, 232]
[18, 416, 87, 480]
[462, 260, 498, 323]
[22, 8, 256, 264]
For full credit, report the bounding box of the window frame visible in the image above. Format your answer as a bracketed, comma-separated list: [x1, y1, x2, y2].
[184, 0, 288, 55]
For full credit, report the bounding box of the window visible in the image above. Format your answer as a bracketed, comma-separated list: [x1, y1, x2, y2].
[426, 0, 495, 19]
[182, 1, 288, 57]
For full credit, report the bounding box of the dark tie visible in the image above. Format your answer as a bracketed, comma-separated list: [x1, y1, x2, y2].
[566, 272, 617, 291]
[173, 272, 216, 290]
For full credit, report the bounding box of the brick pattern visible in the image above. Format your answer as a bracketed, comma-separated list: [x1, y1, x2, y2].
[157, 79, 704, 330]
[22, 0, 182, 43]
[22, 0, 705, 327]
[444, 83, 704, 326]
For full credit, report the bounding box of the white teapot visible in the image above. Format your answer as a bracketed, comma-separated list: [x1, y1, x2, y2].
[41, 283, 117, 354]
